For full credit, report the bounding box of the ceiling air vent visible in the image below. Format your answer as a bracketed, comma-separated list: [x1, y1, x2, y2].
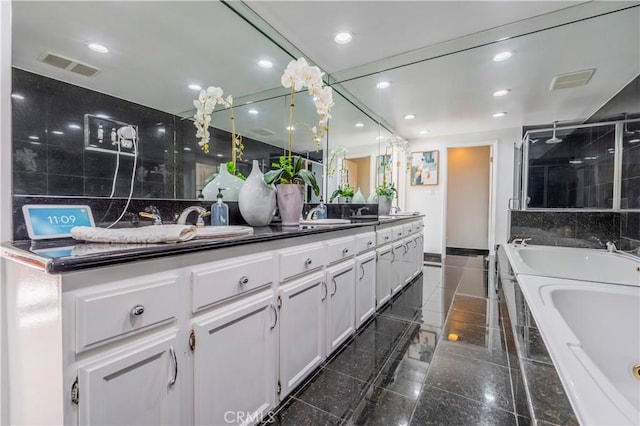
[251, 128, 275, 137]
[549, 68, 595, 90]
[38, 52, 101, 77]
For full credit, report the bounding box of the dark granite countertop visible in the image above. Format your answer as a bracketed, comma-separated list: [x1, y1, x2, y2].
[1, 215, 423, 274]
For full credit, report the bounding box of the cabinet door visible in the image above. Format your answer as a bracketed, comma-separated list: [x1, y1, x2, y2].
[278, 271, 326, 398]
[326, 261, 356, 355]
[376, 247, 392, 308]
[192, 292, 276, 426]
[77, 330, 181, 426]
[391, 242, 405, 295]
[356, 251, 376, 328]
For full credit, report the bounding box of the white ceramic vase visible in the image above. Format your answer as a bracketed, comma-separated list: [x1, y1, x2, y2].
[367, 193, 379, 203]
[202, 163, 244, 202]
[378, 196, 392, 215]
[238, 160, 276, 226]
[276, 184, 304, 226]
[352, 187, 365, 204]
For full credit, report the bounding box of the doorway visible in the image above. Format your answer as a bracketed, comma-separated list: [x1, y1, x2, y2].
[345, 156, 371, 200]
[445, 145, 492, 254]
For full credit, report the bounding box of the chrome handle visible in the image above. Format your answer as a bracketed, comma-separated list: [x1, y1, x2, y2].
[321, 281, 327, 301]
[359, 264, 365, 280]
[391, 251, 396, 263]
[305, 258, 313, 266]
[342, 248, 349, 255]
[331, 278, 337, 296]
[131, 305, 144, 316]
[413, 240, 418, 248]
[367, 240, 373, 246]
[270, 304, 278, 330]
[168, 345, 177, 386]
[239, 276, 249, 286]
[384, 236, 390, 241]
[403, 244, 408, 255]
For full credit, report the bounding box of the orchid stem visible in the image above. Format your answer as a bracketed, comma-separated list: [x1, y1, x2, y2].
[230, 107, 236, 168]
[288, 87, 295, 161]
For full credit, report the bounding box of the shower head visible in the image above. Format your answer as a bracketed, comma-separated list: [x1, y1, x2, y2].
[546, 121, 563, 144]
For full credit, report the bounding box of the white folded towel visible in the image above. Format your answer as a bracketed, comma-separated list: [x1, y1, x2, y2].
[71, 225, 197, 244]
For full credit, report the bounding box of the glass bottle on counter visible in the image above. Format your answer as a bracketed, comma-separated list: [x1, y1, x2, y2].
[211, 188, 229, 226]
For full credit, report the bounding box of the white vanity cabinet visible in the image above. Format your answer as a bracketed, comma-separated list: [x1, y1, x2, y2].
[277, 271, 326, 398]
[75, 329, 182, 426]
[355, 250, 376, 328]
[191, 291, 277, 426]
[391, 240, 406, 295]
[376, 244, 393, 307]
[325, 260, 356, 354]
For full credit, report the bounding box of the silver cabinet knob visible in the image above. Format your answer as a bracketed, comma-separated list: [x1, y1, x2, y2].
[239, 276, 249, 286]
[342, 248, 349, 255]
[131, 305, 144, 316]
[305, 258, 313, 266]
[367, 241, 373, 246]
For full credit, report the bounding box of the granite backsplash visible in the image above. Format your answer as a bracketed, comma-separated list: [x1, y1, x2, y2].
[510, 210, 640, 252]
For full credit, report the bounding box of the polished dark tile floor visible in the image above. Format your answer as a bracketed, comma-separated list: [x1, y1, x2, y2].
[266, 255, 528, 426]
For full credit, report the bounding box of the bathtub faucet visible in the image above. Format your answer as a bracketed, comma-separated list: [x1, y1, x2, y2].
[511, 237, 531, 246]
[605, 241, 618, 253]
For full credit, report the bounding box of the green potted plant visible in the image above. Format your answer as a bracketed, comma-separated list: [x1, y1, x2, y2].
[329, 184, 354, 203]
[265, 57, 333, 225]
[375, 182, 396, 215]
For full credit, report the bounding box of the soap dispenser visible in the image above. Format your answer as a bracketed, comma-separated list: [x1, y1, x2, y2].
[316, 196, 327, 219]
[211, 188, 229, 226]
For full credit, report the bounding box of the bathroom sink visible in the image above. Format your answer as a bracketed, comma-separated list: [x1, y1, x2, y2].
[299, 219, 351, 226]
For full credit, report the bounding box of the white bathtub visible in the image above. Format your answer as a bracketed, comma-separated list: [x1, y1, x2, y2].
[517, 275, 640, 425]
[504, 243, 640, 286]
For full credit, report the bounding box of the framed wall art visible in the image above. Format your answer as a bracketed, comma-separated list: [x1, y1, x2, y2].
[410, 150, 439, 186]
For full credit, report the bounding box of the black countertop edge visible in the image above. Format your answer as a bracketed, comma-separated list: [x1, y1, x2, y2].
[1, 216, 423, 274]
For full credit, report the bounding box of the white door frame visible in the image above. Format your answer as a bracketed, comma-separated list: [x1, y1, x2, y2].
[441, 140, 498, 258]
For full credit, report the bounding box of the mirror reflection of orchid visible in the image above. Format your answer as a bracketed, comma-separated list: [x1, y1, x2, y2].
[192, 86, 244, 166]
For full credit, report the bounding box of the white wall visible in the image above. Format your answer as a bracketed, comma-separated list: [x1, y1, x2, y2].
[406, 127, 519, 255]
[446, 146, 491, 249]
[0, 1, 11, 423]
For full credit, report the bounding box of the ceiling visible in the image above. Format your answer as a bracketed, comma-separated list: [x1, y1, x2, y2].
[11, 1, 640, 151]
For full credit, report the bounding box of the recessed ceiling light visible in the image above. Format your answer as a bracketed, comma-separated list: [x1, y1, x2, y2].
[493, 50, 514, 62]
[248, 109, 259, 115]
[493, 89, 511, 97]
[68, 123, 81, 130]
[28, 135, 39, 140]
[258, 59, 273, 68]
[419, 130, 430, 134]
[376, 81, 391, 89]
[95, 114, 110, 119]
[188, 84, 202, 91]
[216, 153, 224, 157]
[52, 130, 64, 135]
[11, 93, 24, 100]
[158, 128, 166, 133]
[403, 114, 416, 120]
[286, 126, 296, 131]
[184, 147, 192, 151]
[334, 32, 353, 44]
[569, 159, 583, 164]
[88, 43, 109, 54]
[492, 112, 507, 118]
[355, 122, 364, 128]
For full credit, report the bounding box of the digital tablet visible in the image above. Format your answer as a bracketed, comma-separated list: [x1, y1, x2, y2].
[22, 204, 95, 240]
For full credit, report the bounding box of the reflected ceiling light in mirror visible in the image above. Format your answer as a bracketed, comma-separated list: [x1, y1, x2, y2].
[355, 122, 364, 127]
[184, 147, 192, 151]
[569, 159, 583, 164]
[216, 153, 223, 157]
[376, 136, 384, 140]
[28, 136, 39, 140]
[493, 50, 514, 62]
[286, 126, 296, 131]
[376, 81, 391, 89]
[403, 114, 416, 120]
[248, 109, 259, 115]
[493, 89, 511, 97]
[11, 93, 24, 100]
[51, 130, 64, 135]
[334, 32, 353, 44]
[95, 114, 110, 119]
[584, 156, 598, 160]
[629, 138, 640, 143]
[258, 59, 273, 68]
[419, 130, 430, 135]
[158, 127, 166, 133]
[87, 43, 109, 54]
[492, 112, 507, 118]
[188, 84, 202, 91]
[68, 123, 81, 130]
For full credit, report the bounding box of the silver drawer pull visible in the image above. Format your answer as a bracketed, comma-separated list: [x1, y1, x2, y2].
[131, 305, 144, 316]
[305, 258, 313, 266]
[239, 276, 249, 286]
[342, 248, 349, 255]
[384, 236, 389, 240]
[367, 241, 373, 246]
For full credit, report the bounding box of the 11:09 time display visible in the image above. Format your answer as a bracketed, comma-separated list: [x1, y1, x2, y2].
[46, 215, 77, 225]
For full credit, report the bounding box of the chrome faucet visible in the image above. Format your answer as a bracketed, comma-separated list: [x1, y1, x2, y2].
[511, 237, 531, 246]
[606, 241, 618, 253]
[356, 206, 369, 216]
[306, 207, 322, 220]
[177, 206, 207, 225]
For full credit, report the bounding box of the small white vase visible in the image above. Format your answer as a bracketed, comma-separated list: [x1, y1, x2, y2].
[367, 193, 379, 203]
[352, 187, 365, 204]
[239, 160, 276, 226]
[276, 184, 304, 226]
[202, 163, 244, 202]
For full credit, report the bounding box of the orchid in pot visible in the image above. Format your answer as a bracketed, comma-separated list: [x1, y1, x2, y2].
[264, 58, 333, 225]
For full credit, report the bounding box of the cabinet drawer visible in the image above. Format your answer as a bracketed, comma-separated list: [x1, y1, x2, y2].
[279, 243, 326, 281]
[392, 225, 405, 240]
[356, 232, 376, 253]
[76, 274, 179, 352]
[376, 228, 393, 246]
[326, 236, 357, 265]
[403, 223, 414, 236]
[191, 253, 275, 312]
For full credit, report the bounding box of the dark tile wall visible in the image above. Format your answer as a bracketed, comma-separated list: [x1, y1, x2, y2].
[509, 210, 636, 250]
